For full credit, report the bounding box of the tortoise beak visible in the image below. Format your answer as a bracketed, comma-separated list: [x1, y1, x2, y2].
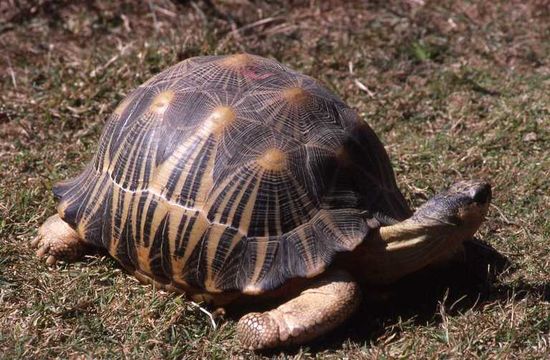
[455, 181, 492, 226]
[470, 182, 492, 205]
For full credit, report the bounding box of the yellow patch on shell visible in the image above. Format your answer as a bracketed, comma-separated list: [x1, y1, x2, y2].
[282, 87, 309, 105]
[150, 90, 175, 114]
[257, 148, 287, 171]
[219, 54, 253, 69]
[202, 105, 236, 135]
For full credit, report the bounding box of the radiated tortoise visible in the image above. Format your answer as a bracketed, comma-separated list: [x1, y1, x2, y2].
[33, 54, 492, 350]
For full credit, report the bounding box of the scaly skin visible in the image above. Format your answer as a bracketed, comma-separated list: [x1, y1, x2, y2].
[32, 214, 88, 265]
[237, 269, 361, 350]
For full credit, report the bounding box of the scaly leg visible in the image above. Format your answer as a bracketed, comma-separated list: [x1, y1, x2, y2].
[237, 269, 361, 350]
[31, 214, 89, 265]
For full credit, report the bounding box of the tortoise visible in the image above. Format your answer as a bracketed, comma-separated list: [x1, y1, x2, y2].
[32, 54, 491, 350]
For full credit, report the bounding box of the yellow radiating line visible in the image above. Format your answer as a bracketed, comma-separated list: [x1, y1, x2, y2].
[254, 169, 283, 235]
[204, 167, 261, 278]
[107, 186, 134, 260]
[296, 225, 315, 274]
[108, 185, 121, 256]
[170, 210, 193, 284]
[203, 171, 235, 213]
[213, 170, 250, 224]
[117, 112, 156, 188]
[107, 139, 130, 175]
[282, 169, 305, 228]
[106, 99, 150, 178]
[138, 193, 154, 248]
[119, 190, 134, 241]
[236, 172, 262, 233]
[169, 137, 210, 204]
[203, 225, 227, 292]
[55, 172, 88, 219]
[178, 213, 209, 275]
[186, 142, 216, 208]
[212, 230, 242, 288]
[246, 238, 270, 293]
[146, 201, 168, 249]
[273, 180, 282, 234]
[165, 204, 186, 280]
[77, 175, 112, 238]
[136, 117, 158, 189]
[87, 112, 154, 239]
[318, 209, 350, 247]
[130, 188, 141, 251]
[113, 93, 134, 117]
[96, 114, 118, 173]
[149, 135, 202, 197]
[136, 196, 166, 275]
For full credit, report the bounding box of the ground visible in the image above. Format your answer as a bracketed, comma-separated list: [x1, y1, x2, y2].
[0, 0, 548, 358]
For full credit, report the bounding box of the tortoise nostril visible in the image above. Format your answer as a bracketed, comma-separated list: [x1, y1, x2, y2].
[471, 183, 492, 203]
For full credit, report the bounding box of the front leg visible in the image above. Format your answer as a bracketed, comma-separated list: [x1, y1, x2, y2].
[31, 214, 90, 265]
[237, 269, 361, 350]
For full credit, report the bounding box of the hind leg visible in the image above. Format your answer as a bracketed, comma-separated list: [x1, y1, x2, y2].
[31, 214, 89, 265]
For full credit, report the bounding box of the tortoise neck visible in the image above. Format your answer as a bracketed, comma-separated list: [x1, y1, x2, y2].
[356, 219, 462, 284]
[378, 219, 431, 244]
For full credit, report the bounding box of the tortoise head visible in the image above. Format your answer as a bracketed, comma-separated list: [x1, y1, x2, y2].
[361, 180, 491, 284]
[410, 180, 492, 238]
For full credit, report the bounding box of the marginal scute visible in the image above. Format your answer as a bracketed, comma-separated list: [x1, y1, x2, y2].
[256, 148, 287, 171]
[150, 90, 175, 114]
[282, 87, 309, 105]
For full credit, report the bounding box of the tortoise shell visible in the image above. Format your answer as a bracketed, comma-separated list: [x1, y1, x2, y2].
[53, 54, 411, 295]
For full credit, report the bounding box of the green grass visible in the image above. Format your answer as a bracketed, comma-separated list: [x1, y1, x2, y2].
[1, 1, 548, 358]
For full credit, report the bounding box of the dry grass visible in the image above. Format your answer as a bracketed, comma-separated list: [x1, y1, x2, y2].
[1, 0, 548, 358]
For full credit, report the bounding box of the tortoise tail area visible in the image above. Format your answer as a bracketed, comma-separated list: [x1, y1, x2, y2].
[52, 166, 113, 248]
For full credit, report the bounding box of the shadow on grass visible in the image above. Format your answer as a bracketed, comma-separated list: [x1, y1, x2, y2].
[249, 239, 548, 355]
[79, 236, 545, 355]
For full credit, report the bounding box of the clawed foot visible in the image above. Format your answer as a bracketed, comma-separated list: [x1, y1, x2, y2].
[32, 214, 87, 265]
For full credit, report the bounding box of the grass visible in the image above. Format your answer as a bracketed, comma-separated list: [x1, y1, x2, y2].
[1, 0, 548, 358]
